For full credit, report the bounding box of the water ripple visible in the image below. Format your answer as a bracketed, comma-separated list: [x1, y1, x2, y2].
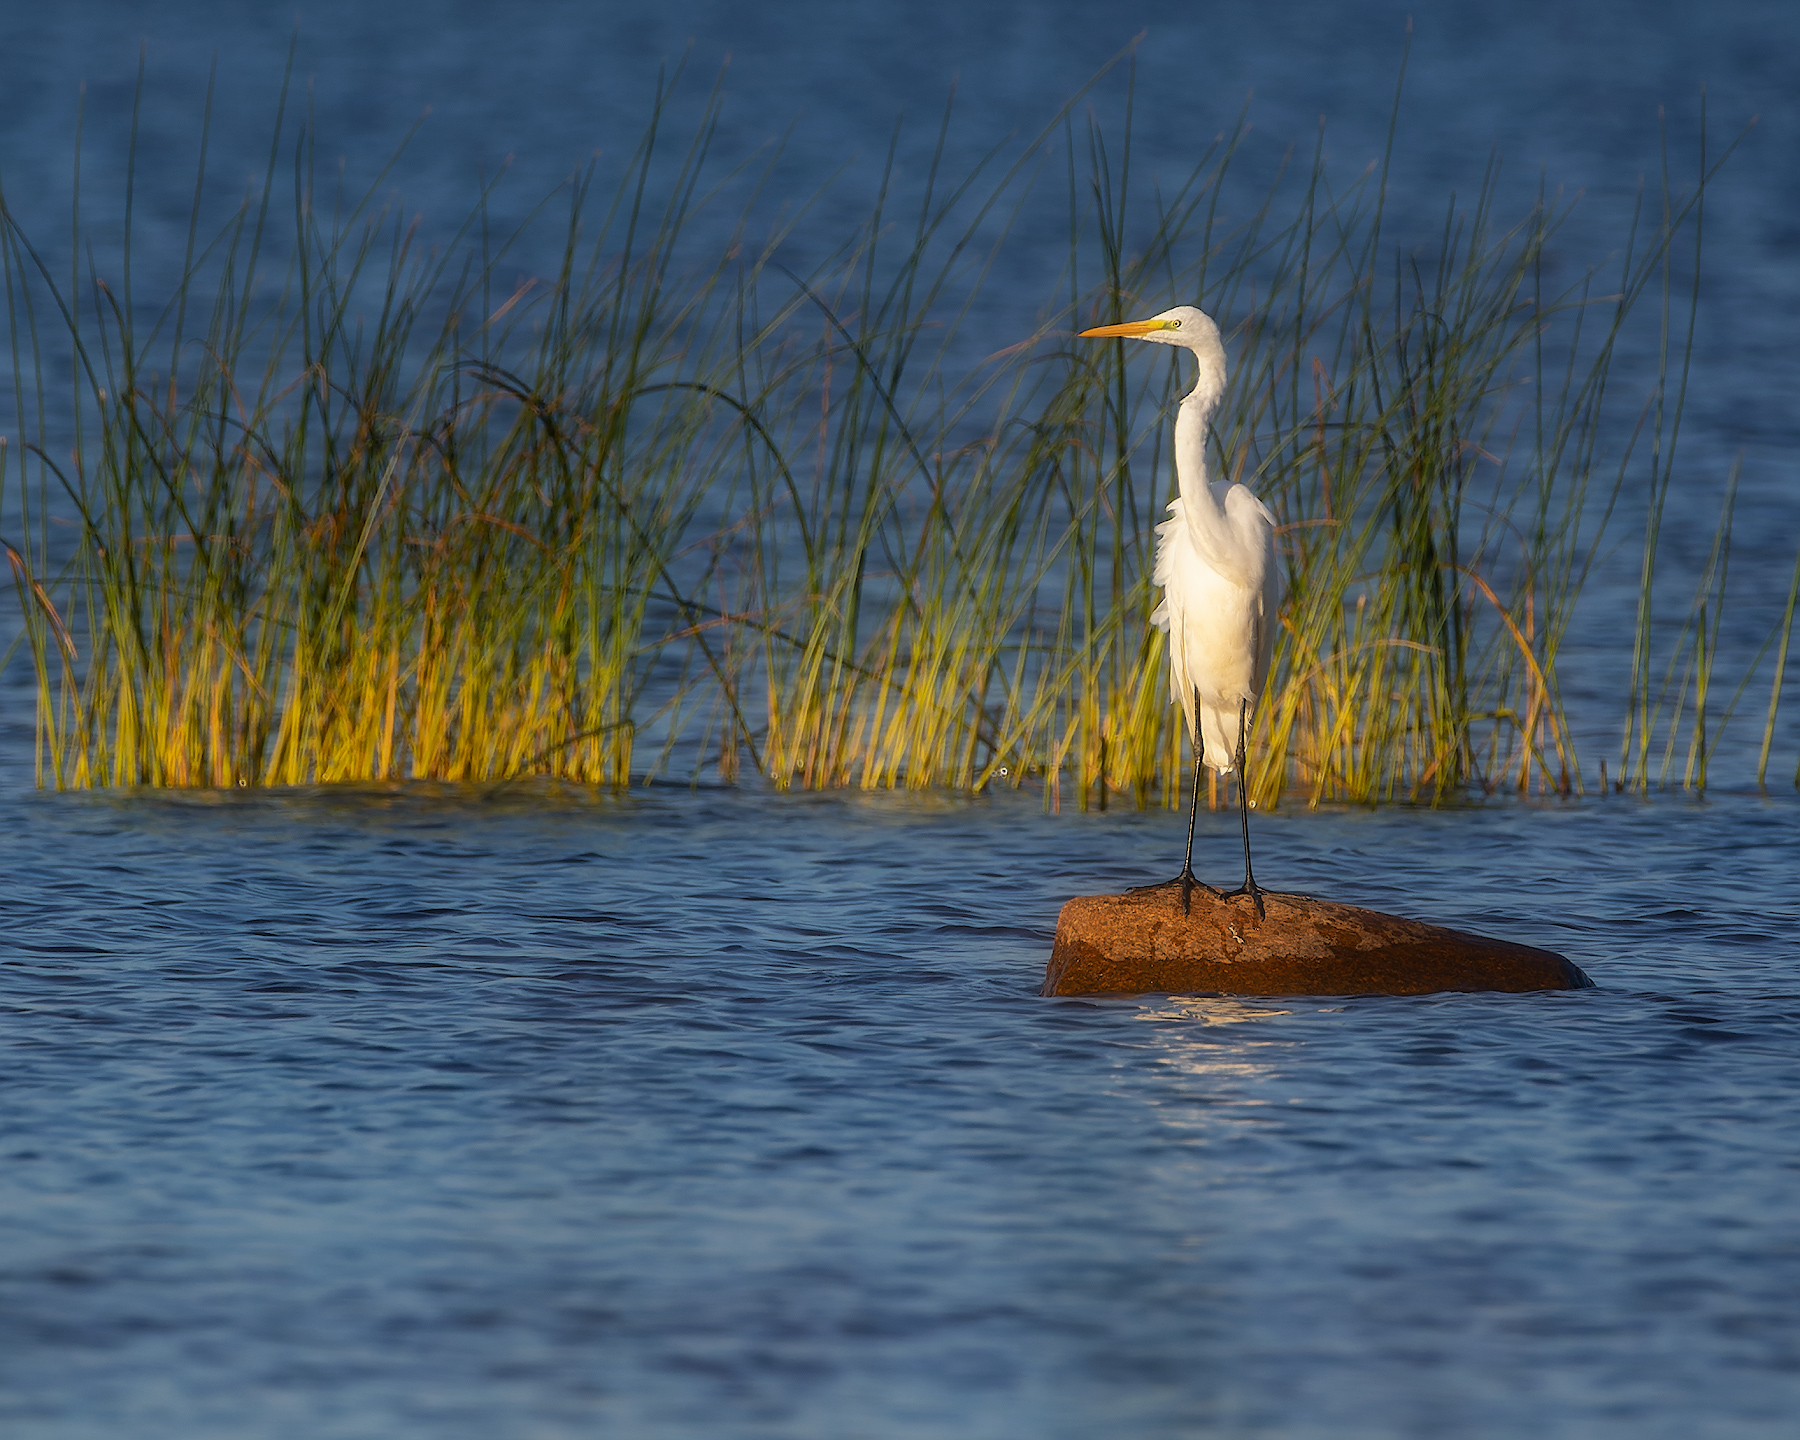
[2, 786, 1798, 1437]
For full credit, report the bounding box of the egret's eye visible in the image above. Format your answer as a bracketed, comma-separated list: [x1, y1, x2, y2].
[1167, 319, 1181, 329]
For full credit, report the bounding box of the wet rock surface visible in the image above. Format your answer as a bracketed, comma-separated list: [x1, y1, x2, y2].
[1044, 881, 1591, 997]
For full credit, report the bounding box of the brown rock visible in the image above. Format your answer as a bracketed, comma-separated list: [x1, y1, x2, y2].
[1043, 882, 1590, 997]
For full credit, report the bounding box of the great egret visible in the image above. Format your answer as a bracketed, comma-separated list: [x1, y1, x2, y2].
[1078, 305, 1280, 916]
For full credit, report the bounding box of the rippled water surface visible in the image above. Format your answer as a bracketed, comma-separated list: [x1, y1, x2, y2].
[4, 786, 1798, 1438]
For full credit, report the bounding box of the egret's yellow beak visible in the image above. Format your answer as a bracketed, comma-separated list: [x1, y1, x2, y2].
[1077, 318, 1178, 338]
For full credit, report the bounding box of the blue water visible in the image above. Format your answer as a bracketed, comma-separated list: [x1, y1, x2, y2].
[4, 786, 1799, 1437]
[4, 3, 1800, 1435]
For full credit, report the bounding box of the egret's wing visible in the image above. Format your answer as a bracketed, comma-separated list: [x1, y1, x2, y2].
[1148, 505, 1179, 632]
[1160, 483, 1268, 592]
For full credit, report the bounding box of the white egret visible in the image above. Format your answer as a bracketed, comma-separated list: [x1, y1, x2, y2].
[1078, 306, 1279, 916]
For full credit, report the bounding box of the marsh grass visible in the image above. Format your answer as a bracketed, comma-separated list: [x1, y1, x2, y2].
[1, 66, 1777, 803]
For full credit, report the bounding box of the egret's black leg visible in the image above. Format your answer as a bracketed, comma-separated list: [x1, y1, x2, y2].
[1220, 698, 1266, 918]
[1177, 696, 1206, 914]
[1129, 686, 1216, 914]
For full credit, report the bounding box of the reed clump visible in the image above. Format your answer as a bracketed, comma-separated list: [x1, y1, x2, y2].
[2, 71, 1773, 803]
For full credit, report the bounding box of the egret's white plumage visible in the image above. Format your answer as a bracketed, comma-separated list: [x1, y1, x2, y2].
[1081, 305, 1279, 773]
[1079, 304, 1279, 907]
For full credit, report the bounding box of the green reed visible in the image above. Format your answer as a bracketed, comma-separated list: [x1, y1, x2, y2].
[1, 66, 1776, 802]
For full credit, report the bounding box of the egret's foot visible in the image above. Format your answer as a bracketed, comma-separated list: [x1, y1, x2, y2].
[1128, 871, 1221, 915]
[1221, 879, 1267, 920]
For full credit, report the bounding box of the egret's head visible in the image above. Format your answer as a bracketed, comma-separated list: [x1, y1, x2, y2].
[1078, 304, 1219, 351]
[1079, 305, 1225, 396]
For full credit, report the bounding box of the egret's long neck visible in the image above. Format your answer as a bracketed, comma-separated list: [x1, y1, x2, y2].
[1173, 359, 1226, 519]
